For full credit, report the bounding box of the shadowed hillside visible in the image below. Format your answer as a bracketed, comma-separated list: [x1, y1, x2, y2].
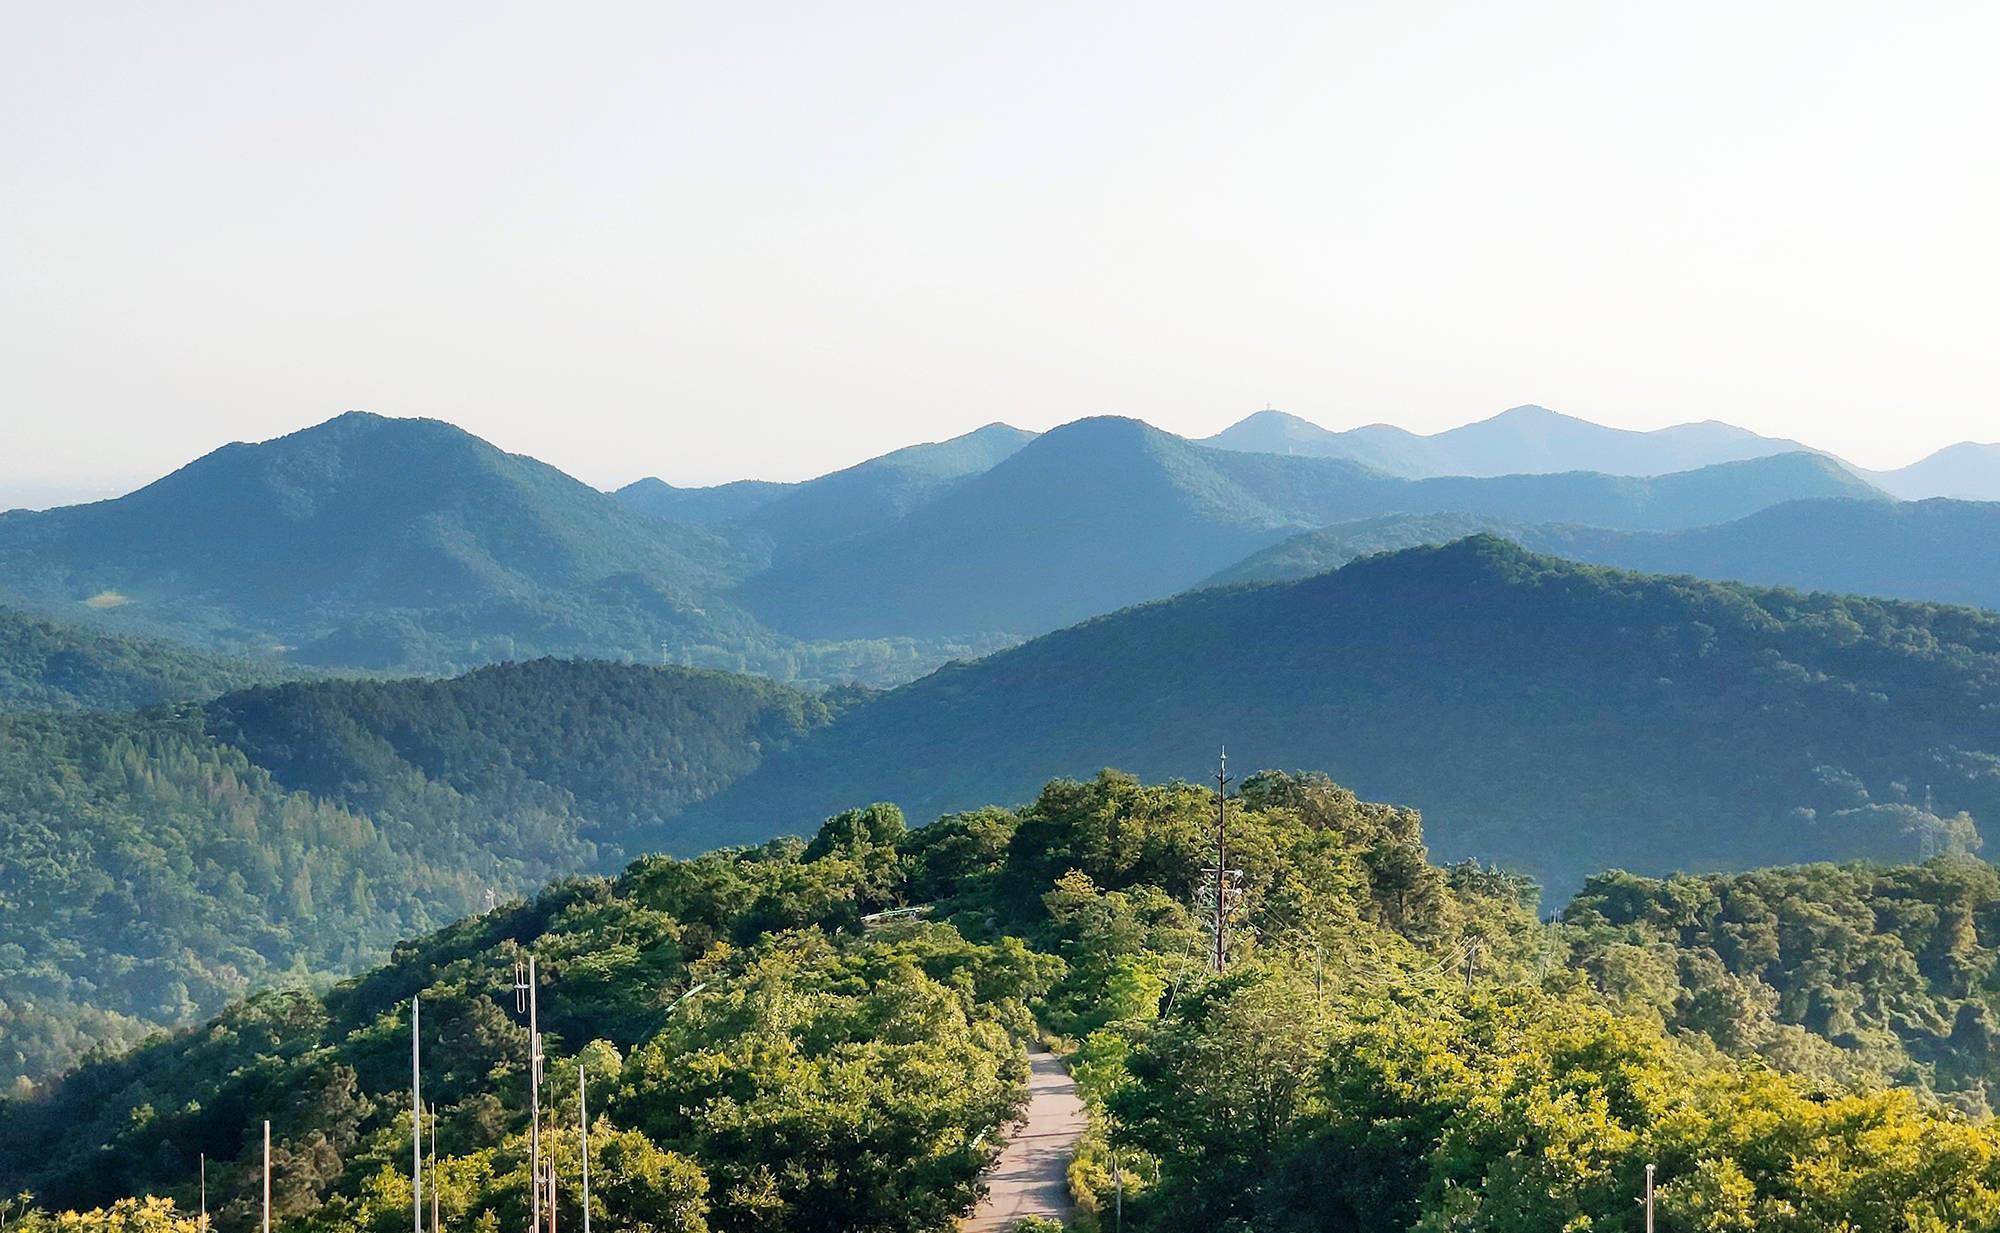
[693, 538, 1997, 893]
[1205, 498, 2000, 611]
[0, 660, 835, 1086]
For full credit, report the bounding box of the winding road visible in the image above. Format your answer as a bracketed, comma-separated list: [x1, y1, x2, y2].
[962, 1047, 1088, 1231]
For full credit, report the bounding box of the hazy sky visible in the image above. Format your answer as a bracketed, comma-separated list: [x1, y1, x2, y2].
[3, 2, 1996, 507]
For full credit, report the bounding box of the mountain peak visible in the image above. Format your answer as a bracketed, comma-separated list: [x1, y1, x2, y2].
[1489, 403, 1567, 421]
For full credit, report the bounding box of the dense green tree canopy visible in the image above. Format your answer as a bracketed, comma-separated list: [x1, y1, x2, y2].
[10, 771, 2000, 1233]
[0, 661, 840, 1087]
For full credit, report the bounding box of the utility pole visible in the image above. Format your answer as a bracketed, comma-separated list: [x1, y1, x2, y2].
[412, 997, 423, 1233]
[200, 1153, 207, 1233]
[262, 1120, 271, 1233]
[515, 957, 542, 1233]
[1643, 1163, 1655, 1233]
[544, 1118, 557, 1233]
[578, 1065, 592, 1233]
[1213, 748, 1231, 974]
[1112, 1149, 1123, 1233]
[429, 1105, 441, 1233]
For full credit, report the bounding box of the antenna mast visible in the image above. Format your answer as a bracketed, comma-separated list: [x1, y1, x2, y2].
[412, 997, 423, 1233]
[1213, 748, 1231, 974]
[430, 1105, 440, 1233]
[515, 957, 542, 1233]
[578, 1065, 592, 1233]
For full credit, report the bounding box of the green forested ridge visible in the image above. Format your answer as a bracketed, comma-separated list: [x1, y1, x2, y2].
[739, 416, 1882, 640]
[201, 659, 842, 858]
[8, 771, 2000, 1233]
[1204, 498, 2000, 611]
[1562, 858, 2000, 1113]
[0, 413, 1001, 687]
[691, 537, 2000, 895]
[0, 603, 293, 712]
[0, 661, 835, 1088]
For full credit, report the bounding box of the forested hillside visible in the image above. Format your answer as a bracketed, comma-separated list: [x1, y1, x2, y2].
[692, 538, 2000, 894]
[1208, 498, 2000, 611]
[740, 416, 1880, 640]
[0, 661, 834, 1088]
[8, 771, 2000, 1233]
[1563, 858, 2000, 1113]
[0, 413, 994, 686]
[0, 603, 291, 711]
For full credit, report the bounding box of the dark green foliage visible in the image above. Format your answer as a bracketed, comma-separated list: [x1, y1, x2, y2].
[0, 603, 292, 712]
[0, 709, 508, 1093]
[740, 416, 1882, 640]
[202, 659, 839, 861]
[0, 814, 1052, 1233]
[1563, 857, 2000, 1111]
[0, 661, 832, 1087]
[692, 537, 2000, 895]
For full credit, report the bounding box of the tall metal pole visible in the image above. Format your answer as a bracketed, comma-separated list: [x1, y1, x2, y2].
[200, 1153, 207, 1233]
[528, 957, 541, 1233]
[1113, 1149, 1123, 1233]
[1213, 748, 1231, 974]
[1644, 1163, 1654, 1233]
[578, 1065, 591, 1233]
[412, 997, 423, 1233]
[430, 1108, 440, 1233]
[262, 1121, 271, 1233]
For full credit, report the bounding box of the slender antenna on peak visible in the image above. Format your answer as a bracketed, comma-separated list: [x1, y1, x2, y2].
[412, 997, 423, 1233]
[578, 1065, 592, 1233]
[1213, 748, 1232, 974]
[430, 1104, 440, 1233]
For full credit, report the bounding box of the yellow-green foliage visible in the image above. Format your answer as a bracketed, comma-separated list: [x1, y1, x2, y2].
[11, 770, 2000, 1233]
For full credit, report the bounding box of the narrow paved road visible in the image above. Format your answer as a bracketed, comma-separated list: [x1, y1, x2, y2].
[963, 1047, 1088, 1231]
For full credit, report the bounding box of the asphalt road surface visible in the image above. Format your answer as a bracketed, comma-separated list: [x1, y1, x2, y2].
[962, 1047, 1088, 1231]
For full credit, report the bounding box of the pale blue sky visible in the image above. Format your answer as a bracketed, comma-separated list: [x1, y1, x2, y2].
[3, 1, 1995, 506]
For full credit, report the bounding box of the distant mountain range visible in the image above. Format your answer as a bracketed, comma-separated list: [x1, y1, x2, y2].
[6, 404, 1990, 683]
[1858, 441, 2000, 501]
[1202, 404, 1818, 477]
[736, 416, 1880, 639]
[615, 422, 1036, 560]
[1201, 404, 2000, 498]
[684, 538, 2000, 895]
[0, 413, 999, 684]
[1201, 498, 2000, 612]
[0, 411, 752, 667]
